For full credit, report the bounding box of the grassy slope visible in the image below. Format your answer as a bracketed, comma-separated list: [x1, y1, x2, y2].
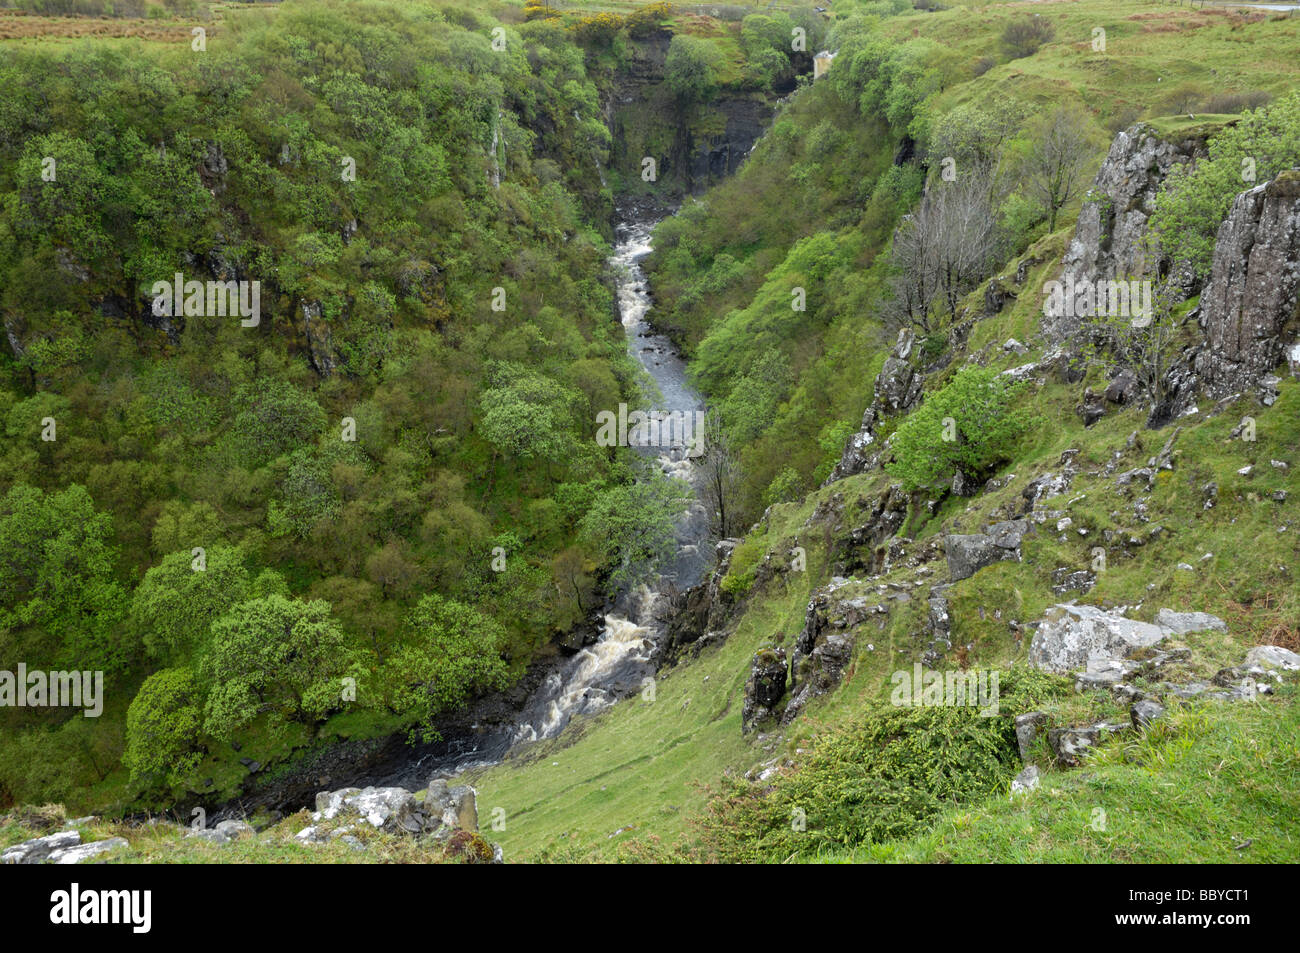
[464, 0, 1300, 863]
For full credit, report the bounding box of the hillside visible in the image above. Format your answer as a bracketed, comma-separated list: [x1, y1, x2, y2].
[0, 0, 1298, 872]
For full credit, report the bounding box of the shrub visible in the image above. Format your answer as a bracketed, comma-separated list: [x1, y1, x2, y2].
[1000, 15, 1055, 60]
[694, 668, 1067, 861]
[124, 668, 205, 787]
[885, 366, 1032, 490]
[626, 1, 673, 38]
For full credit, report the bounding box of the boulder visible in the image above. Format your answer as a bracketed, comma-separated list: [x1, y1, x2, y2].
[1, 830, 81, 864]
[426, 780, 479, 832]
[1153, 609, 1227, 635]
[47, 838, 129, 865]
[214, 819, 256, 842]
[1104, 368, 1141, 405]
[946, 532, 1019, 582]
[1131, 699, 1166, 729]
[1029, 604, 1168, 675]
[1243, 645, 1300, 671]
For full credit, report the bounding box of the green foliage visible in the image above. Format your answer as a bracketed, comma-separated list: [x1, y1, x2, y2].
[578, 466, 687, 594]
[695, 668, 1066, 861]
[131, 546, 252, 663]
[666, 34, 721, 105]
[1152, 92, 1300, 279]
[380, 595, 511, 738]
[0, 484, 130, 672]
[202, 595, 358, 740]
[124, 668, 205, 787]
[886, 367, 1032, 490]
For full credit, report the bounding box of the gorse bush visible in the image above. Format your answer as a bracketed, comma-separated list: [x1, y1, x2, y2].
[694, 668, 1068, 861]
[885, 366, 1032, 491]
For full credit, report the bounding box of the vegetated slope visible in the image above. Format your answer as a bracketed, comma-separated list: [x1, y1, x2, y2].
[461, 0, 1300, 863]
[0, 0, 840, 831]
[0, 0, 666, 814]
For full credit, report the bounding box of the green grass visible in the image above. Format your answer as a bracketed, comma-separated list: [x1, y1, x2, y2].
[839, 686, 1300, 863]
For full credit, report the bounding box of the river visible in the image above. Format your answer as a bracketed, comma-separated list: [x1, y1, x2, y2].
[355, 212, 712, 791]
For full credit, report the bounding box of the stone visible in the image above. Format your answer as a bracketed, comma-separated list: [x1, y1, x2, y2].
[1014, 712, 1047, 762]
[1104, 368, 1141, 405]
[1154, 608, 1227, 635]
[346, 787, 418, 831]
[1, 830, 81, 864]
[946, 533, 1018, 582]
[1077, 388, 1106, 426]
[1029, 604, 1168, 675]
[1244, 645, 1300, 671]
[186, 828, 230, 845]
[1131, 699, 1166, 729]
[1011, 764, 1040, 796]
[315, 787, 362, 820]
[214, 819, 255, 842]
[47, 837, 129, 865]
[741, 647, 787, 733]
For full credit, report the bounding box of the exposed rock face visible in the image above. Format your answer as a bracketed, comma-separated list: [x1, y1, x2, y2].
[1, 830, 128, 865]
[945, 519, 1031, 582]
[300, 300, 338, 377]
[741, 647, 787, 734]
[1193, 171, 1300, 400]
[828, 329, 923, 482]
[660, 538, 740, 663]
[607, 32, 781, 196]
[1048, 123, 1210, 342]
[1029, 604, 1170, 675]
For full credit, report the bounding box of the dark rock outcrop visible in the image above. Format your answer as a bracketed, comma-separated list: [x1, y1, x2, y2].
[1048, 123, 1212, 342]
[741, 647, 788, 734]
[1193, 170, 1300, 400]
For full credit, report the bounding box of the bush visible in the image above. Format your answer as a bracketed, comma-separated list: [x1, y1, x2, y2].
[124, 668, 205, 787]
[1152, 91, 1300, 279]
[1000, 15, 1055, 60]
[694, 668, 1067, 861]
[885, 366, 1032, 490]
[625, 1, 673, 38]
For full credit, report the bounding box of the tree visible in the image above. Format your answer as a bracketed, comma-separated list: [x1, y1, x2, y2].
[883, 170, 1000, 334]
[132, 546, 252, 663]
[666, 34, 721, 106]
[0, 483, 130, 672]
[886, 367, 1032, 490]
[1152, 91, 1300, 279]
[1082, 289, 1183, 417]
[1023, 107, 1093, 232]
[202, 595, 357, 739]
[579, 465, 688, 594]
[697, 417, 741, 539]
[124, 668, 205, 787]
[381, 595, 511, 737]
